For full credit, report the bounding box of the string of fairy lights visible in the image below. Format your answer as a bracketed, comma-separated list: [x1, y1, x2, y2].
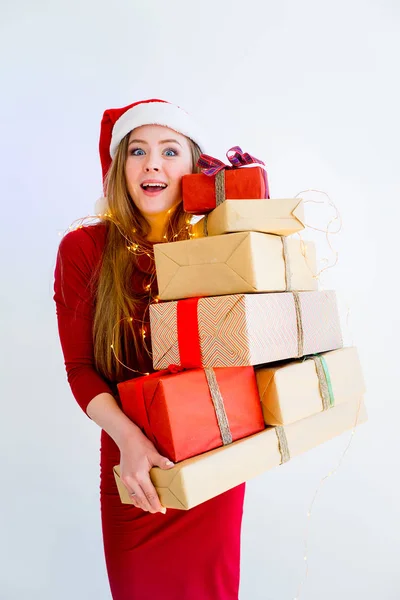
[60, 189, 361, 599]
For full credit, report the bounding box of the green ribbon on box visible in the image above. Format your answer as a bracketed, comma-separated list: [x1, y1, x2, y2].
[275, 354, 335, 464]
[311, 354, 335, 410]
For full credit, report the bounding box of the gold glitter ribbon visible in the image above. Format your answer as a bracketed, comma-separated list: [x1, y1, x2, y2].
[204, 367, 233, 445]
[215, 170, 226, 206]
[275, 426, 290, 463]
[292, 291, 304, 358]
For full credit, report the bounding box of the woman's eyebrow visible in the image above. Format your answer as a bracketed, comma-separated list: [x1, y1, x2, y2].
[128, 138, 182, 147]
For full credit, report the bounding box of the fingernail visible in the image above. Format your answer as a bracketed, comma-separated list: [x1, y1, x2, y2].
[165, 460, 174, 466]
[161, 507, 167, 514]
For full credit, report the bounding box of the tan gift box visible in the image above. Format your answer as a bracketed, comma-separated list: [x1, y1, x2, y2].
[154, 231, 317, 301]
[114, 396, 367, 510]
[150, 291, 343, 370]
[191, 198, 305, 237]
[256, 347, 366, 426]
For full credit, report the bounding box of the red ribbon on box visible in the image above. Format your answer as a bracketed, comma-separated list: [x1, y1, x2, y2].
[176, 298, 202, 369]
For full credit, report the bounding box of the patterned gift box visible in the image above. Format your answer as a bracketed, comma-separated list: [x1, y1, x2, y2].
[191, 198, 305, 238]
[256, 347, 366, 426]
[117, 366, 265, 463]
[149, 291, 343, 370]
[114, 395, 367, 510]
[154, 232, 317, 301]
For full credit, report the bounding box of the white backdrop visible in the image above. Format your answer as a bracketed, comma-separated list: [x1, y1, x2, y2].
[1, 1, 399, 598]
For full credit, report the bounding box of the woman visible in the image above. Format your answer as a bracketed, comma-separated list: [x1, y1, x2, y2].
[54, 99, 246, 600]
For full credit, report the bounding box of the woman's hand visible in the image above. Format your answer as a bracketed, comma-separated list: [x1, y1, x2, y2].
[118, 426, 175, 514]
[85, 392, 174, 514]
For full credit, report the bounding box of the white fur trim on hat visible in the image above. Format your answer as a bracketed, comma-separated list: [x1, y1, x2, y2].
[110, 101, 205, 157]
[95, 196, 109, 215]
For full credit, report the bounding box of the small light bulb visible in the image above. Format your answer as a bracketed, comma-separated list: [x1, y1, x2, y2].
[110, 344, 114, 349]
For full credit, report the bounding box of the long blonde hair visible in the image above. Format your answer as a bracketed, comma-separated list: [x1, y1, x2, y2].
[93, 132, 202, 381]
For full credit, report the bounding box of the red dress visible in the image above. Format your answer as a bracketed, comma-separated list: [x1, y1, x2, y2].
[53, 222, 246, 600]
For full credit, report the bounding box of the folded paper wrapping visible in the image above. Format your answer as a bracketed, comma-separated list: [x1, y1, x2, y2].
[150, 291, 343, 370]
[117, 366, 265, 463]
[182, 166, 269, 215]
[256, 347, 366, 426]
[191, 198, 305, 237]
[154, 232, 317, 301]
[113, 395, 367, 510]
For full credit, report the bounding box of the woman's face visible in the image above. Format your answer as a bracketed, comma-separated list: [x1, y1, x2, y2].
[125, 124, 193, 217]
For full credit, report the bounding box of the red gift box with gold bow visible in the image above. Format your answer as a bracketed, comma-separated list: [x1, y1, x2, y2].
[182, 146, 270, 215]
[117, 366, 265, 463]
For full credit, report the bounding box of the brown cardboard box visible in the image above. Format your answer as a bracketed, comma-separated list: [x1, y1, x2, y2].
[191, 198, 305, 237]
[154, 232, 317, 301]
[150, 291, 343, 370]
[256, 347, 366, 425]
[114, 396, 367, 510]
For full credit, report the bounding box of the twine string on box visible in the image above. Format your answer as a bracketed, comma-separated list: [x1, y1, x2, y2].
[204, 368, 233, 445]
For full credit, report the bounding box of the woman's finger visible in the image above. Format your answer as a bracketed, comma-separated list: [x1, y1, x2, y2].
[128, 485, 152, 512]
[127, 487, 141, 509]
[139, 476, 166, 514]
[126, 479, 159, 513]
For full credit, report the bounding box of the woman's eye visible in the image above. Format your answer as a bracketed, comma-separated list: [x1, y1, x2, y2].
[130, 148, 145, 156]
[164, 148, 178, 157]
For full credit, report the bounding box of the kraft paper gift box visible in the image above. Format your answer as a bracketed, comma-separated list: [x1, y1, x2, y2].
[149, 291, 343, 370]
[113, 395, 367, 510]
[182, 166, 269, 215]
[154, 232, 317, 301]
[191, 198, 305, 238]
[117, 366, 265, 463]
[256, 347, 366, 426]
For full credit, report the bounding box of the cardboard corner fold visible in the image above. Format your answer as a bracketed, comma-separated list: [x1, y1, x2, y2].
[291, 200, 306, 227]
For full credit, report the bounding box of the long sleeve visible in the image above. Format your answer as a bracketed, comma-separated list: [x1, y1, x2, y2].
[54, 224, 114, 415]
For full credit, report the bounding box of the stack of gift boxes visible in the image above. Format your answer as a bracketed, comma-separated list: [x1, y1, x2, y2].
[114, 151, 367, 510]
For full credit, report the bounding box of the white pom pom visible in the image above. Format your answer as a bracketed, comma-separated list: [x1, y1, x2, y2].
[95, 196, 108, 215]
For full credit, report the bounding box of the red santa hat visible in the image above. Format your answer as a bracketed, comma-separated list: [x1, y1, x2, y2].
[99, 98, 205, 183]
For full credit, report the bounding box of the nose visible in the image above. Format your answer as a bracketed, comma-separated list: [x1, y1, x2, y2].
[144, 151, 161, 172]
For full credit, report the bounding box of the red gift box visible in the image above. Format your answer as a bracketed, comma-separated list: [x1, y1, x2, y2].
[117, 366, 265, 463]
[182, 167, 269, 215]
[182, 146, 269, 215]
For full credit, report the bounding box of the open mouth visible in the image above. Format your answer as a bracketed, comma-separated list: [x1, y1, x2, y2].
[140, 183, 168, 194]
